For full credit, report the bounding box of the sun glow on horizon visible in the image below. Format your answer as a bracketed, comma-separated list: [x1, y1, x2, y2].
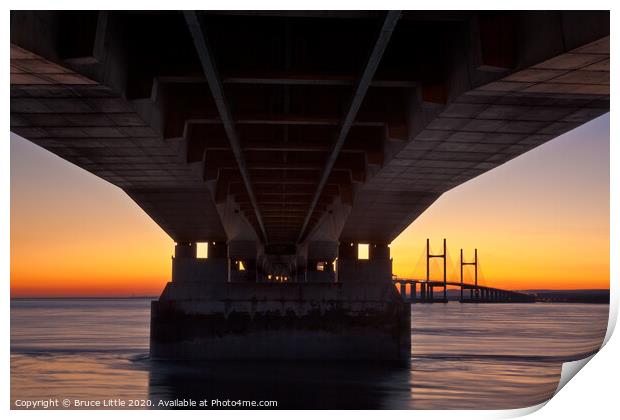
[10, 114, 609, 297]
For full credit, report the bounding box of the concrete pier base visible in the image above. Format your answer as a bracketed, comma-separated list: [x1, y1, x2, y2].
[150, 281, 411, 362]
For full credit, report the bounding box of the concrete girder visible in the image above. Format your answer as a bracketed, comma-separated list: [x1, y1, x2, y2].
[298, 11, 402, 242]
[184, 11, 268, 242]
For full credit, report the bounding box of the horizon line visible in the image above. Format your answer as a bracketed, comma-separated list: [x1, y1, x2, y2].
[10, 288, 611, 300]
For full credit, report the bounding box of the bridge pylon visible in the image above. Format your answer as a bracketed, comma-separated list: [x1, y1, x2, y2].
[460, 248, 478, 301]
[426, 238, 447, 303]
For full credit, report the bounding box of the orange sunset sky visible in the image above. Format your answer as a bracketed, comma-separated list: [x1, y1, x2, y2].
[10, 114, 609, 297]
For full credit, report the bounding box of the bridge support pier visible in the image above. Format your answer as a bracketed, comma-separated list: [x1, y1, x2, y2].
[151, 240, 411, 362]
[229, 240, 258, 282]
[171, 241, 228, 284]
[306, 241, 337, 283]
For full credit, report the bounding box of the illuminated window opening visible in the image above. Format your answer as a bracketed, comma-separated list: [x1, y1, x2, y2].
[196, 242, 209, 259]
[236, 260, 246, 271]
[316, 262, 325, 271]
[358, 243, 369, 260]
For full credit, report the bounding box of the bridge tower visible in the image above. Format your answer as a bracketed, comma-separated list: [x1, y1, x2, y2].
[460, 248, 478, 301]
[426, 238, 447, 303]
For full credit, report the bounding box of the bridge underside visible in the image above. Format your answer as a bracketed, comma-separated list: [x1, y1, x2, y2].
[10, 11, 608, 360]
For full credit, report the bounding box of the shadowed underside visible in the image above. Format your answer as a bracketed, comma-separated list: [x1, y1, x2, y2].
[10, 10, 609, 255]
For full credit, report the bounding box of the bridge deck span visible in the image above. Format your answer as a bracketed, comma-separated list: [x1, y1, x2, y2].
[393, 279, 535, 303]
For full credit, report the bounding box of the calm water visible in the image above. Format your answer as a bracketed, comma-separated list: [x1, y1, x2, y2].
[10, 299, 608, 409]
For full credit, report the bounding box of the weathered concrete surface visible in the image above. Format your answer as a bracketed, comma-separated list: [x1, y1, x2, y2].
[150, 281, 411, 361]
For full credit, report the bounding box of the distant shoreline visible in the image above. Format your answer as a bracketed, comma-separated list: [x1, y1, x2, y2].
[526, 289, 610, 304]
[10, 289, 610, 305]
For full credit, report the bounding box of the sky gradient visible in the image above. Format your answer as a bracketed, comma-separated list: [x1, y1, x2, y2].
[10, 114, 609, 297]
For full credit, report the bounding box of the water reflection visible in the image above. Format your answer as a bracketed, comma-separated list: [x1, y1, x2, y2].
[147, 360, 413, 409]
[11, 300, 609, 410]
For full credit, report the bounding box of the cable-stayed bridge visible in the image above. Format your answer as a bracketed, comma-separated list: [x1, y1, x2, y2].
[393, 239, 535, 303]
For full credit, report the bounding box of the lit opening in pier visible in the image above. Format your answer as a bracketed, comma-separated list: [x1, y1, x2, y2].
[358, 244, 369, 260]
[196, 242, 208, 259]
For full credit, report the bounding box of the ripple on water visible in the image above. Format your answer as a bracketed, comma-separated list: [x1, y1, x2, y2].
[11, 299, 608, 409]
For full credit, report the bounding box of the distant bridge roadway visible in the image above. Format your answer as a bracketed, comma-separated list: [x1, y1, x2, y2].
[393, 279, 535, 303]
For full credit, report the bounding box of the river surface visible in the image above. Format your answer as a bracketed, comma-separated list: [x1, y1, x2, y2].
[10, 299, 608, 409]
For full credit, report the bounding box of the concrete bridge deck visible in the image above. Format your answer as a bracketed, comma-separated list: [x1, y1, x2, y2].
[10, 11, 609, 269]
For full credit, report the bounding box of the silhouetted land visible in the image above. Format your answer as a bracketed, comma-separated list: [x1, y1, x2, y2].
[436, 289, 609, 303]
[523, 289, 610, 304]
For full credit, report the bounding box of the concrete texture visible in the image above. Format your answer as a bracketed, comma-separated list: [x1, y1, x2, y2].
[151, 281, 411, 361]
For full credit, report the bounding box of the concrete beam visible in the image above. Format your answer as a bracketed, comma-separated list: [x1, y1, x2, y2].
[184, 11, 268, 242]
[298, 11, 402, 242]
